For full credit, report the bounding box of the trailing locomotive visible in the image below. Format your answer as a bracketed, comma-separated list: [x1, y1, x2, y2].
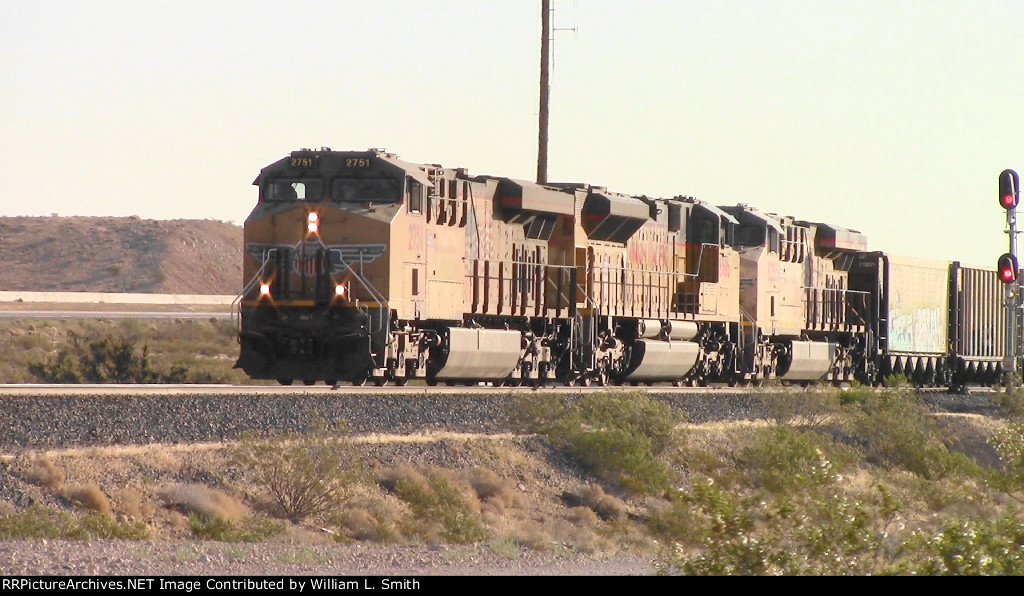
[234, 148, 1011, 389]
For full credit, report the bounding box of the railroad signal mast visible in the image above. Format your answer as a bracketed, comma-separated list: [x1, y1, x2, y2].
[999, 168, 1021, 378]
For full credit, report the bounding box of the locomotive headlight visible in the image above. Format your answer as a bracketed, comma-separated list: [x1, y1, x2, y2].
[335, 283, 347, 297]
[306, 212, 320, 234]
[259, 283, 271, 297]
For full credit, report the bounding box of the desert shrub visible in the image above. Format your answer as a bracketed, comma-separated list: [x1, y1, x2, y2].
[0, 505, 149, 540]
[22, 455, 65, 490]
[652, 479, 903, 576]
[995, 386, 1024, 418]
[159, 484, 249, 521]
[461, 467, 519, 517]
[842, 390, 976, 480]
[329, 506, 402, 543]
[231, 419, 365, 523]
[651, 478, 765, 574]
[28, 333, 170, 383]
[63, 484, 112, 516]
[901, 516, 1024, 575]
[1, 319, 248, 384]
[568, 483, 628, 521]
[187, 512, 285, 542]
[511, 390, 683, 494]
[988, 421, 1024, 497]
[380, 467, 488, 544]
[736, 426, 851, 494]
[464, 467, 513, 502]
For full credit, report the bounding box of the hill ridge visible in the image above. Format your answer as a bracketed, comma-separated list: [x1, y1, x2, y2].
[0, 216, 242, 295]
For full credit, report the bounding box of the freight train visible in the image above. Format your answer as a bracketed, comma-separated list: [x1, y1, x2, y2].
[234, 148, 1012, 391]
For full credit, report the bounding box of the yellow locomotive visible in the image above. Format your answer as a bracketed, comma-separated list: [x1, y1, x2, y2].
[234, 148, 1008, 389]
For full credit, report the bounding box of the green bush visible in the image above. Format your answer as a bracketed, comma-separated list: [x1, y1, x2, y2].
[3, 319, 250, 384]
[0, 505, 150, 540]
[988, 421, 1024, 496]
[842, 391, 976, 480]
[511, 390, 683, 494]
[652, 479, 904, 575]
[903, 517, 1024, 575]
[737, 426, 844, 494]
[388, 471, 489, 544]
[188, 512, 285, 542]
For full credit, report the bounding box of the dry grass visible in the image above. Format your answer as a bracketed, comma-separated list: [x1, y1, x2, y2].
[23, 455, 66, 490]
[159, 484, 250, 521]
[63, 484, 112, 516]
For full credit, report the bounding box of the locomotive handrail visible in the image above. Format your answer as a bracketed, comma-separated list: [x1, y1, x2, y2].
[336, 262, 389, 333]
[233, 248, 278, 330]
[802, 286, 872, 330]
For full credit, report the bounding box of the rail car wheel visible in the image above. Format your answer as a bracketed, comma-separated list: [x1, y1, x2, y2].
[277, 379, 293, 386]
[351, 376, 367, 386]
[303, 379, 316, 386]
[324, 379, 337, 387]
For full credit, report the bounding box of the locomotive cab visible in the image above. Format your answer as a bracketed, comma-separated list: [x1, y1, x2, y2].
[236, 149, 435, 385]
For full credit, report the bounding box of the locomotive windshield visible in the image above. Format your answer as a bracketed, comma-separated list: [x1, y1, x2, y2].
[331, 178, 402, 203]
[265, 179, 323, 202]
[733, 224, 765, 247]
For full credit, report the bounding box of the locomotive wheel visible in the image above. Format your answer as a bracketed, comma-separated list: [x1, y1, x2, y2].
[351, 376, 367, 386]
[374, 377, 389, 387]
[277, 379, 293, 386]
[303, 379, 316, 386]
[324, 380, 337, 387]
[395, 377, 408, 386]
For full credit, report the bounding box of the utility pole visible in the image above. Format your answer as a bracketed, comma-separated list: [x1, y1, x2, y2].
[537, 0, 551, 184]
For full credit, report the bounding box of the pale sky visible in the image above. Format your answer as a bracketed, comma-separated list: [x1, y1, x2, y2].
[3, 0, 1023, 268]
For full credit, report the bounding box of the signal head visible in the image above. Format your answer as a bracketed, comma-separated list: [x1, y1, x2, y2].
[999, 169, 1019, 210]
[998, 253, 1018, 284]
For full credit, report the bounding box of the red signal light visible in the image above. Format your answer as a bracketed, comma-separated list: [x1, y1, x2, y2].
[999, 169, 1019, 210]
[998, 253, 1018, 284]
